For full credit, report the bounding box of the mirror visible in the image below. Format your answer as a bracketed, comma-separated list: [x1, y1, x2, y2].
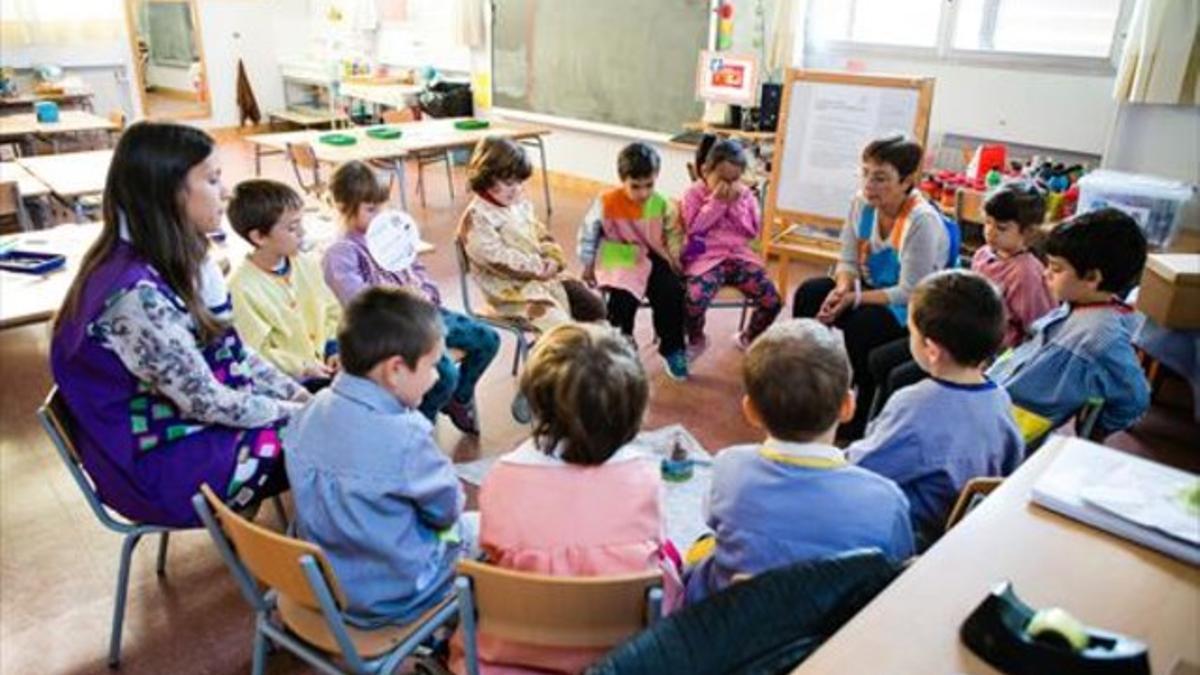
[124, 0, 211, 120]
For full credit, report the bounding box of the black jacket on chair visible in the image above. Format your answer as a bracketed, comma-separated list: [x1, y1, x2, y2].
[586, 549, 899, 675]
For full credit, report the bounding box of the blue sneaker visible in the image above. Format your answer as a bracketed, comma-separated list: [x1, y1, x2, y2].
[661, 350, 689, 381]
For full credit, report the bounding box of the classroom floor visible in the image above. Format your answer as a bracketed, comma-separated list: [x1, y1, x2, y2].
[0, 132, 1195, 674]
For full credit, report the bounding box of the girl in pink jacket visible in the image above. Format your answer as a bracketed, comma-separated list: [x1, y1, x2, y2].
[680, 139, 781, 357]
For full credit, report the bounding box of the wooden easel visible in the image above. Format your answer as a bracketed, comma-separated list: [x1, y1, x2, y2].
[761, 70, 934, 296]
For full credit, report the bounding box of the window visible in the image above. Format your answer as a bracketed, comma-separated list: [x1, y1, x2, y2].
[953, 0, 1124, 58]
[808, 0, 943, 49]
[805, 0, 1129, 65]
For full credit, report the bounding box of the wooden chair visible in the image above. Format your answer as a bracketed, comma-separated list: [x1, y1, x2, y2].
[106, 109, 127, 147]
[454, 559, 662, 675]
[193, 484, 458, 675]
[0, 180, 32, 233]
[36, 388, 182, 667]
[380, 108, 454, 208]
[285, 141, 326, 201]
[945, 476, 1004, 530]
[454, 237, 534, 375]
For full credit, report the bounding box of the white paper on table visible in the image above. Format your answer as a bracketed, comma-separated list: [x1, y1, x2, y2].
[365, 210, 421, 272]
[1080, 465, 1200, 545]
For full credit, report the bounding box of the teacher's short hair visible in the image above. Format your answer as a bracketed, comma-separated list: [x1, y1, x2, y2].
[337, 287, 443, 375]
[862, 134, 924, 179]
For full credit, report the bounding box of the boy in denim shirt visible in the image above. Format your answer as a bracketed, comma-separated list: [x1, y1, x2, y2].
[285, 287, 468, 626]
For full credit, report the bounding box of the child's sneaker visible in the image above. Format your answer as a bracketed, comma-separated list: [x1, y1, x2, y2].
[732, 331, 752, 351]
[686, 335, 709, 362]
[661, 350, 689, 381]
[511, 391, 532, 424]
[443, 397, 480, 435]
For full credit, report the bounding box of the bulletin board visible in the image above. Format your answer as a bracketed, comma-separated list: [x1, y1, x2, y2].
[762, 69, 934, 294]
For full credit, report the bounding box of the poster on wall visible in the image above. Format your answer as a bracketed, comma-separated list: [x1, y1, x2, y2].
[695, 51, 760, 107]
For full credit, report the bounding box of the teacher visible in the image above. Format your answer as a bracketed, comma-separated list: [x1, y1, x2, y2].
[792, 135, 952, 440]
[51, 122, 308, 527]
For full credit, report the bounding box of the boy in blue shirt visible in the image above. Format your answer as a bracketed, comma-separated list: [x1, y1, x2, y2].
[987, 208, 1150, 438]
[684, 319, 914, 604]
[285, 287, 468, 627]
[849, 270, 1024, 550]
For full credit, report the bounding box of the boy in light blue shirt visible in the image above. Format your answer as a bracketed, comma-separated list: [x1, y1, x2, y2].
[849, 270, 1024, 550]
[285, 287, 467, 627]
[684, 319, 913, 605]
[987, 208, 1150, 438]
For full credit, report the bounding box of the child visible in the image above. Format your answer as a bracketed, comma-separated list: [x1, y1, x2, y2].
[286, 287, 468, 627]
[322, 160, 499, 434]
[680, 138, 781, 357]
[578, 142, 688, 379]
[684, 319, 913, 604]
[227, 179, 342, 388]
[988, 208, 1150, 437]
[972, 181, 1055, 349]
[866, 182, 1055, 418]
[848, 270, 1024, 549]
[455, 323, 679, 674]
[457, 137, 605, 332]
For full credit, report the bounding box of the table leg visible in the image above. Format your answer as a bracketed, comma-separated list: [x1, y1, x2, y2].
[254, 144, 262, 177]
[391, 158, 409, 212]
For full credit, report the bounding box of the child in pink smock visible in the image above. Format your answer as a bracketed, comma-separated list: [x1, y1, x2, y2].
[452, 323, 681, 675]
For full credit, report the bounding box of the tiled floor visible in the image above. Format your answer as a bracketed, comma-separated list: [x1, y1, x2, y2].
[0, 132, 1195, 674]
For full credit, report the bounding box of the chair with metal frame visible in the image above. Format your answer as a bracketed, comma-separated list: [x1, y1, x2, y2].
[454, 559, 663, 675]
[380, 108, 454, 208]
[36, 387, 182, 668]
[193, 484, 458, 675]
[453, 237, 534, 376]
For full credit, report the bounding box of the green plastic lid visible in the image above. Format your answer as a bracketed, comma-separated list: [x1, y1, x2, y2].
[454, 119, 491, 131]
[366, 126, 403, 140]
[319, 133, 357, 146]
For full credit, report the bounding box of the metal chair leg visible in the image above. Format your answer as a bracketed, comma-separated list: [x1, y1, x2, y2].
[444, 151, 455, 199]
[251, 616, 269, 675]
[155, 532, 169, 576]
[109, 532, 143, 668]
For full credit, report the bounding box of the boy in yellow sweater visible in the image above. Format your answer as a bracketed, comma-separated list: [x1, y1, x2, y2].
[227, 179, 342, 389]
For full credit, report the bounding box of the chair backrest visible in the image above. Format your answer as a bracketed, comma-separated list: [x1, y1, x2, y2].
[586, 549, 898, 675]
[285, 142, 322, 193]
[197, 483, 345, 612]
[457, 559, 661, 648]
[0, 180, 20, 218]
[107, 109, 126, 130]
[945, 476, 1004, 530]
[381, 108, 417, 124]
[454, 237, 477, 315]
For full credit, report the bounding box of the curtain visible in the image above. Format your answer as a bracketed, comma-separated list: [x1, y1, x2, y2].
[1113, 0, 1200, 105]
[0, 0, 123, 47]
[457, 0, 487, 50]
[768, 0, 804, 76]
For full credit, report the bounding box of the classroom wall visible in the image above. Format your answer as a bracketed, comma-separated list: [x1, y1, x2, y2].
[1104, 104, 1200, 184]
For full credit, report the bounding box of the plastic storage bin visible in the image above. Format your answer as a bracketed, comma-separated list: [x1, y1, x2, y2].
[1076, 170, 1199, 249]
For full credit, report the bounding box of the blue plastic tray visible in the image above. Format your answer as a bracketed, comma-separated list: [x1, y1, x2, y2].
[0, 250, 67, 274]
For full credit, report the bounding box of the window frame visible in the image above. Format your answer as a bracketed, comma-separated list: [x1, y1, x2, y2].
[805, 0, 1136, 76]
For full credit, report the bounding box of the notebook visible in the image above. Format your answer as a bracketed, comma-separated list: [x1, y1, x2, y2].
[1031, 437, 1200, 565]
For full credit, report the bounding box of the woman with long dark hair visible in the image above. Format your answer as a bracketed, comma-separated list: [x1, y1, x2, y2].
[51, 122, 307, 527]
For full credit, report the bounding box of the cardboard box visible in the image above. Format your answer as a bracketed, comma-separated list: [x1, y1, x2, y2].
[1137, 254, 1200, 330]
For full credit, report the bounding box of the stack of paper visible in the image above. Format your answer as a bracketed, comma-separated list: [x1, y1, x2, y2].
[1031, 437, 1200, 565]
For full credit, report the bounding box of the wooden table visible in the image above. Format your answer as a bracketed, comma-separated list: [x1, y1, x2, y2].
[0, 161, 51, 198]
[16, 150, 112, 220]
[0, 110, 117, 141]
[793, 435, 1200, 675]
[0, 91, 95, 113]
[0, 223, 98, 328]
[246, 118, 553, 216]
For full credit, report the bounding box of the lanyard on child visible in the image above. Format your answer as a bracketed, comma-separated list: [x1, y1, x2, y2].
[758, 445, 848, 469]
